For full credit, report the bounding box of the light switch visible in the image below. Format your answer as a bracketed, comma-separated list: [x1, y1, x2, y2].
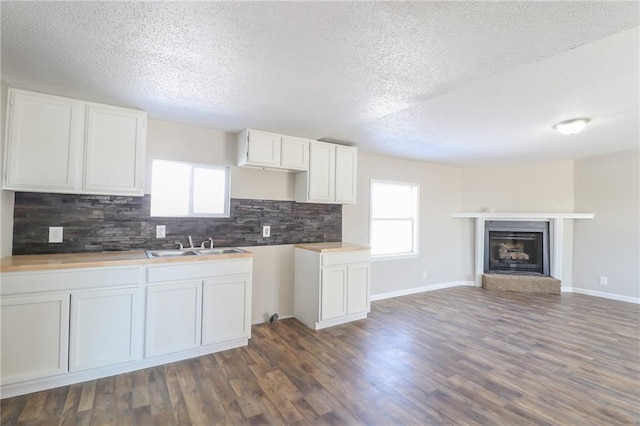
[262, 225, 271, 238]
[156, 225, 166, 239]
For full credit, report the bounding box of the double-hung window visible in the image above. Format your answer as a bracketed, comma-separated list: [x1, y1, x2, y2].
[150, 160, 230, 217]
[369, 179, 419, 259]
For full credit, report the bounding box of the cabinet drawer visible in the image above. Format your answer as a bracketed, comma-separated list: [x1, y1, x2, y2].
[146, 259, 251, 283]
[321, 251, 370, 266]
[1, 266, 140, 296]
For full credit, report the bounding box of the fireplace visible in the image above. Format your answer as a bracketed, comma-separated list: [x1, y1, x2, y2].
[484, 221, 550, 276]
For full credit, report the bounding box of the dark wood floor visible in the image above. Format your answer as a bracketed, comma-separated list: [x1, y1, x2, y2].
[2, 287, 639, 425]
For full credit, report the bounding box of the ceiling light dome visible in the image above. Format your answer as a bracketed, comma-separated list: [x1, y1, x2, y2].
[553, 118, 590, 135]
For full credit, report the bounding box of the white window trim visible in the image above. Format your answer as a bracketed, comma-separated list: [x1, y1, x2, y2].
[150, 160, 231, 218]
[369, 178, 420, 261]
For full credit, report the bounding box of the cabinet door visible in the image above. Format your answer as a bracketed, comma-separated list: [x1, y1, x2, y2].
[308, 141, 336, 202]
[280, 136, 309, 171]
[1, 293, 70, 385]
[320, 266, 347, 321]
[347, 263, 370, 315]
[145, 281, 202, 357]
[84, 104, 146, 196]
[247, 130, 281, 167]
[3, 89, 83, 192]
[335, 145, 357, 204]
[69, 288, 140, 372]
[202, 276, 250, 345]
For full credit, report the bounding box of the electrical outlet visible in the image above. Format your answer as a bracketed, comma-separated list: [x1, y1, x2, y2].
[422, 270, 428, 280]
[599, 276, 608, 286]
[49, 226, 63, 243]
[262, 225, 271, 238]
[156, 225, 166, 239]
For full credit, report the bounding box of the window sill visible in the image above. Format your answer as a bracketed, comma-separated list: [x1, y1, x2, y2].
[371, 253, 419, 262]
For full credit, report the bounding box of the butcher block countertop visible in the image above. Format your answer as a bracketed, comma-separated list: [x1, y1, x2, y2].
[0, 249, 253, 273]
[294, 242, 370, 253]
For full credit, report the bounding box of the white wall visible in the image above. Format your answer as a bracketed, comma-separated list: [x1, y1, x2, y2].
[460, 160, 575, 212]
[573, 149, 640, 301]
[0, 80, 15, 258]
[342, 152, 468, 296]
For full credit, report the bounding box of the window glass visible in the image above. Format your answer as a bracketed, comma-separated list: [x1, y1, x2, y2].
[193, 167, 227, 215]
[371, 183, 414, 218]
[151, 160, 230, 218]
[370, 180, 419, 259]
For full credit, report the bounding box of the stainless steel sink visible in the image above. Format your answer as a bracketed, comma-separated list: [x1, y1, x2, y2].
[145, 249, 199, 258]
[145, 247, 246, 259]
[193, 247, 247, 255]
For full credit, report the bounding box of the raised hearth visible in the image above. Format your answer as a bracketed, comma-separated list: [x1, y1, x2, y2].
[483, 274, 561, 294]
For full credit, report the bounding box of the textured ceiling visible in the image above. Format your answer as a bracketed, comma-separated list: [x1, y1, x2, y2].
[1, 1, 638, 166]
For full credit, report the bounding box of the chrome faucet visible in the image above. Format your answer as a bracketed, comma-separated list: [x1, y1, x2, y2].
[174, 241, 184, 250]
[199, 237, 214, 249]
[188, 235, 194, 248]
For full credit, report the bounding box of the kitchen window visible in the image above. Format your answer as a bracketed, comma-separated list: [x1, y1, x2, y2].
[150, 160, 230, 217]
[369, 179, 419, 259]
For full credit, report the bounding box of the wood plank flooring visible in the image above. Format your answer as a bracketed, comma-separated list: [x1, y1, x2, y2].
[2, 287, 639, 425]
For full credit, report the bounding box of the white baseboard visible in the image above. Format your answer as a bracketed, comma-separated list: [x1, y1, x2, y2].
[371, 283, 640, 305]
[563, 287, 640, 304]
[371, 281, 475, 301]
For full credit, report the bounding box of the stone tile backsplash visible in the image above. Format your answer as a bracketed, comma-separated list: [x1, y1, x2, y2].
[12, 193, 342, 255]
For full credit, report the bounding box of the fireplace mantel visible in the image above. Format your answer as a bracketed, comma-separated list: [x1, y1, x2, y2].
[452, 212, 594, 219]
[453, 212, 595, 287]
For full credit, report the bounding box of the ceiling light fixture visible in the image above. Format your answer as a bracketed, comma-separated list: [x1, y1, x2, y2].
[553, 118, 590, 135]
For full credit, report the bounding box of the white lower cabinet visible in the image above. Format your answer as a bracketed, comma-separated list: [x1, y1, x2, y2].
[320, 266, 348, 321]
[202, 277, 250, 345]
[294, 247, 370, 330]
[144, 259, 253, 358]
[0, 293, 70, 385]
[347, 263, 370, 314]
[145, 281, 203, 357]
[0, 256, 252, 398]
[70, 287, 141, 372]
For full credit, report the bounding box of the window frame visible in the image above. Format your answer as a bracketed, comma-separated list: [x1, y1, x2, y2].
[150, 159, 231, 218]
[369, 178, 420, 261]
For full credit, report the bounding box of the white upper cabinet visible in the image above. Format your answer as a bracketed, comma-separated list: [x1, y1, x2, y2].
[308, 141, 336, 202]
[84, 104, 146, 195]
[3, 88, 146, 196]
[295, 141, 357, 204]
[335, 145, 358, 204]
[238, 129, 281, 167]
[280, 135, 310, 170]
[3, 90, 83, 192]
[237, 128, 309, 171]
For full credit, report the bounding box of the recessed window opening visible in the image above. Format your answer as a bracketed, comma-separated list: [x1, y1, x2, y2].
[369, 179, 419, 259]
[150, 160, 230, 218]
